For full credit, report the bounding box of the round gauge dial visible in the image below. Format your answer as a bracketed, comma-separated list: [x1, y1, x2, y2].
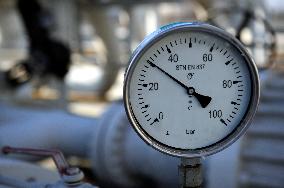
[124, 22, 259, 157]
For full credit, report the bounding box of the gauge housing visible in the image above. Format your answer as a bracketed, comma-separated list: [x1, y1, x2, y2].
[123, 22, 259, 158]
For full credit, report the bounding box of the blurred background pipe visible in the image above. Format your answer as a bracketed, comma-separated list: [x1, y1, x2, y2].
[0, 102, 96, 159]
[0, 101, 180, 187]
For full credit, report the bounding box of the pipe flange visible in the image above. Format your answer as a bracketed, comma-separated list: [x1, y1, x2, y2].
[89, 101, 136, 187]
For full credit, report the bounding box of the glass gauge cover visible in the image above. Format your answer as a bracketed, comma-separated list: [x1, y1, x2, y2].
[124, 22, 259, 158]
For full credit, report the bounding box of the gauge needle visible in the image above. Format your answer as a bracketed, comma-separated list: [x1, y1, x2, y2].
[149, 62, 212, 108]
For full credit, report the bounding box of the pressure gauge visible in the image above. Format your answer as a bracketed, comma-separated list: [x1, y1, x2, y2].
[123, 22, 259, 158]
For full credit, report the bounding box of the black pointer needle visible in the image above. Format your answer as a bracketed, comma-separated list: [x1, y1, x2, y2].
[149, 62, 188, 89]
[188, 87, 212, 108]
[149, 62, 212, 108]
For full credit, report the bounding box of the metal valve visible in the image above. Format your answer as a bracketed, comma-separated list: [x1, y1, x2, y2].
[2, 146, 93, 187]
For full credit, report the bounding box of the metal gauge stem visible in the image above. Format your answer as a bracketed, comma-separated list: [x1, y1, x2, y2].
[124, 22, 259, 158]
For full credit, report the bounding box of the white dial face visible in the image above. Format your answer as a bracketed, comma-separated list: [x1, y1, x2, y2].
[126, 26, 257, 151]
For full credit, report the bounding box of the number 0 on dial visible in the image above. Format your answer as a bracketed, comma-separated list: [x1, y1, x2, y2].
[123, 22, 259, 158]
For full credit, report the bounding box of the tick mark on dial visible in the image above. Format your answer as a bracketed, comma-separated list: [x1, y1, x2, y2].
[231, 101, 240, 105]
[170, 42, 173, 47]
[186, 129, 195, 135]
[189, 41, 192, 48]
[150, 118, 159, 125]
[233, 80, 242, 84]
[166, 45, 171, 53]
[220, 118, 228, 126]
[225, 59, 233, 65]
[141, 104, 149, 109]
[157, 49, 160, 54]
[138, 83, 148, 87]
[209, 43, 215, 52]
[150, 57, 154, 61]
[147, 59, 153, 64]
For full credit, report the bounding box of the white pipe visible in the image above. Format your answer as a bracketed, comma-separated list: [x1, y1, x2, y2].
[0, 102, 96, 159]
[0, 101, 180, 187]
[87, 7, 121, 95]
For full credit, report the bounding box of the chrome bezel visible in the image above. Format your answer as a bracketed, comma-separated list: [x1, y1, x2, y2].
[123, 22, 260, 158]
